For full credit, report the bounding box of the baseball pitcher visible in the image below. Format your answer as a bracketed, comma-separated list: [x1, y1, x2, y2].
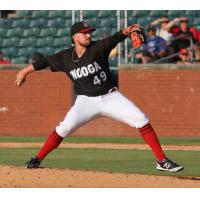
[15, 21, 184, 172]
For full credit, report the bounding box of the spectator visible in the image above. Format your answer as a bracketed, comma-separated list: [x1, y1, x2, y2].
[176, 48, 190, 64]
[150, 16, 173, 43]
[0, 51, 12, 65]
[168, 17, 198, 53]
[135, 26, 167, 63]
[31, 52, 45, 63]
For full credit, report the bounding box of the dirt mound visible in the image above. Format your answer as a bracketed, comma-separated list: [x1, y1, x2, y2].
[1, 165, 200, 188]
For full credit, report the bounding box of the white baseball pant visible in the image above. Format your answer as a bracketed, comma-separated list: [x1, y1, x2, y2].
[56, 90, 149, 138]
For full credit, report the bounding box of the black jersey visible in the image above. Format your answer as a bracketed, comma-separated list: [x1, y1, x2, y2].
[33, 30, 127, 96]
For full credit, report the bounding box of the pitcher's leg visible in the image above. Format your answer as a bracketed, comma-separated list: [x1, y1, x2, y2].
[25, 95, 100, 168]
[101, 92, 184, 172]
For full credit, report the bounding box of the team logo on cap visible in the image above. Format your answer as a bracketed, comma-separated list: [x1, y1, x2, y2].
[83, 21, 89, 27]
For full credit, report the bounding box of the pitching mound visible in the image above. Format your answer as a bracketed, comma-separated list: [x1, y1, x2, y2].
[1, 165, 200, 188]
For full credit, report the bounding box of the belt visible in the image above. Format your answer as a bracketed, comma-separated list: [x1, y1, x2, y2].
[108, 87, 118, 93]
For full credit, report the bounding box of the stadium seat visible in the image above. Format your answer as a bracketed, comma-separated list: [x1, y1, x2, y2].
[0, 18, 12, 27]
[167, 10, 185, 17]
[98, 10, 116, 18]
[16, 10, 31, 18]
[137, 18, 150, 27]
[29, 18, 48, 27]
[6, 28, 24, 37]
[2, 37, 19, 48]
[19, 37, 37, 47]
[18, 47, 36, 57]
[83, 10, 96, 18]
[132, 10, 149, 17]
[150, 10, 167, 17]
[128, 16, 138, 25]
[47, 18, 66, 27]
[12, 18, 30, 27]
[36, 47, 54, 56]
[31, 10, 49, 18]
[0, 28, 7, 37]
[185, 10, 200, 16]
[12, 56, 27, 64]
[64, 11, 72, 19]
[109, 57, 118, 67]
[48, 10, 65, 18]
[53, 37, 71, 47]
[36, 37, 54, 47]
[40, 28, 57, 37]
[193, 18, 200, 26]
[2, 47, 18, 58]
[56, 28, 70, 37]
[23, 28, 40, 37]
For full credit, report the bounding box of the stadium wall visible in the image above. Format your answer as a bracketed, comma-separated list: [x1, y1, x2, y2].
[1, 64, 200, 137]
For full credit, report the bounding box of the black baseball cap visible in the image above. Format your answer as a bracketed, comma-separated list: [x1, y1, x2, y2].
[71, 21, 96, 37]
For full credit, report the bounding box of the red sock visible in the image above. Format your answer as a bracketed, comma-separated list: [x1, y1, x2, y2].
[139, 123, 166, 161]
[37, 130, 63, 161]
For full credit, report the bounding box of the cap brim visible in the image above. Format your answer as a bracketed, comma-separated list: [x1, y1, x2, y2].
[79, 27, 96, 33]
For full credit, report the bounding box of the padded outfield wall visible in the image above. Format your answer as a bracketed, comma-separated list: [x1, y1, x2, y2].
[1, 64, 200, 137]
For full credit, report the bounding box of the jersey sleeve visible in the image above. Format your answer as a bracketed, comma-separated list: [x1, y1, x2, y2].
[32, 51, 66, 72]
[95, 30, 127, 57]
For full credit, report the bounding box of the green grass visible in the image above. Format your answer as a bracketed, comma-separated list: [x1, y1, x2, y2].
[0, 136, 200, 145]
[0, 147, 199, 177]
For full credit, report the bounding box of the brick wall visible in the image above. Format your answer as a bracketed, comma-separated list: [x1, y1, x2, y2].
[1, 66, 200, 137]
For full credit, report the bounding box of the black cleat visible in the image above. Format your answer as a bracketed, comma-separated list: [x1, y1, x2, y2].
[156, 158, 184, 172]
[25, 156, 41, 168]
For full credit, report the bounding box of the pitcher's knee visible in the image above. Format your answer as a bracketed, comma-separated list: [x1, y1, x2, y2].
[55, 124, 74, 138]
[134, 114, 149, 129]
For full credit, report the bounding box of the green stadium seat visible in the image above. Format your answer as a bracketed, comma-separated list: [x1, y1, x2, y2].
[12, 56, 27, 64]
[83, 11, 96, 18]
[12, 18, 30, 27]
[0, 18, 12, 27]
[132, 10, 149, 17]
[18, 47, 36, 57]
[40, 28, 57, 37]
[54, 47, 65, 54]
[2, 37, 19, 47]
[53, 37, 71, 47]
[19, 37, 37, 47]
[185, 10, 200, 16]
[63, 19, 73, 27]
[56, 28, 70, 37]
[0, 28, 7, 37]
[29, 18, 48, 27]
[47, 18, 66, 27]
[36, 37, 54, 47]
[167, 10, 186, 17]
[64, 11, 72, 19]
[31, 10, 49, 18]
[16, 10, 31, 18]
[2, 47, 18, 58]
[137, 18, 150, 27]
[98, 10, 116, 18]
[6, 28, 24, 37]
[37, 47, 54, 56]
[128, 16, 138, 25]
[150, 10, 167, 17]
[193, 18, 200, 26]
[48, 10, 65, 18]
[109, 57, 118, 67]
[23, 28, 40, 37]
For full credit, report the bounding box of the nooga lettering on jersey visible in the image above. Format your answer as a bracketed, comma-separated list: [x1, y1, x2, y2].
[70, 61, 102, 80]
